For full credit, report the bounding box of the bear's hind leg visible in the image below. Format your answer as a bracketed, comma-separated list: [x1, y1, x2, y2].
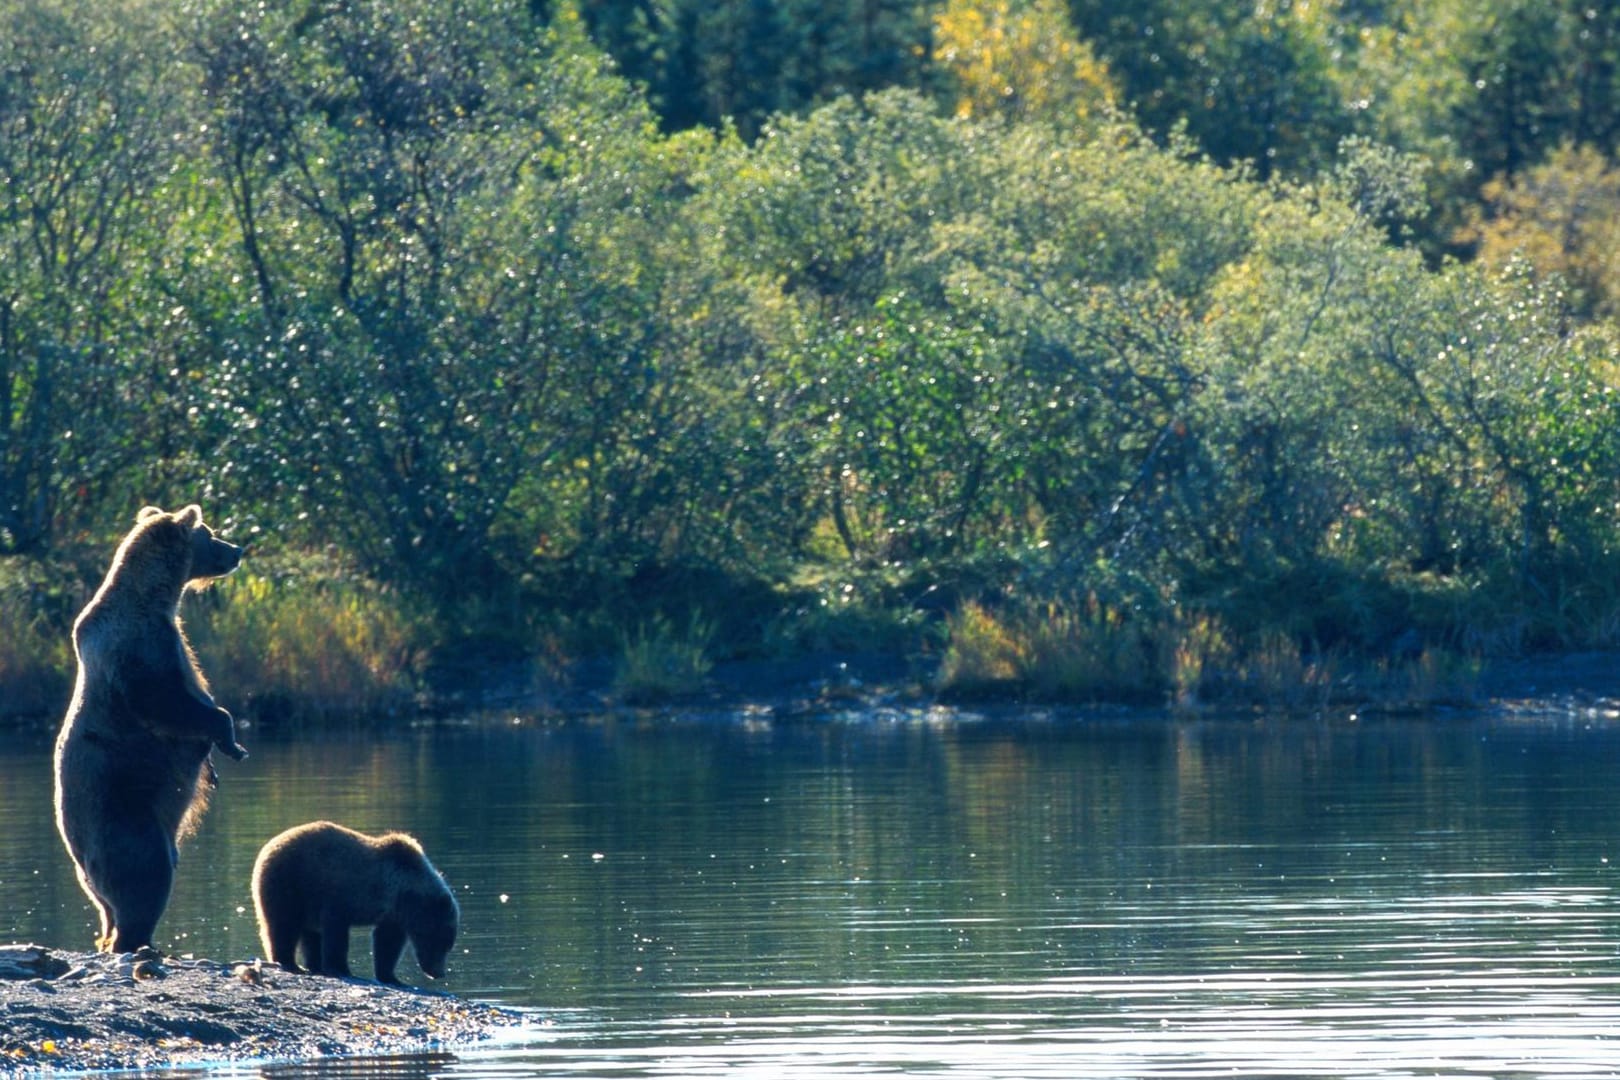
[71, 863, 116, 952]
[93, 815, 175, 954]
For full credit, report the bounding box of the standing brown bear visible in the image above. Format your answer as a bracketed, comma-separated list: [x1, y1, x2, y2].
[53, 505, 247, 954]
[252, 821, 460, 985]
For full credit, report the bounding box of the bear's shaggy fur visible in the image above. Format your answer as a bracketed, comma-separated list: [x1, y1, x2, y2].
[252, 820, 460, 985]
[53, 505, 246, 954]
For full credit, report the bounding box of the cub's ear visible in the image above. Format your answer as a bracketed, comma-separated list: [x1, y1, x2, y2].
[174, 505, 202, 528]
[137, 506, 167, 523]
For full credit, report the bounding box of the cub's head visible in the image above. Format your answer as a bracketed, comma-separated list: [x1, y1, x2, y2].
[130, 505, 242, 591]
[403, 879, 461, 980]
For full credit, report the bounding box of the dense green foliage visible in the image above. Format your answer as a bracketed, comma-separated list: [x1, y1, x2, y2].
[5, 0, 1620, 710]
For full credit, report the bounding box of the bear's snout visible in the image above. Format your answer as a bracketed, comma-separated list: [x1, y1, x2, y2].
[197, 537, 242, 579]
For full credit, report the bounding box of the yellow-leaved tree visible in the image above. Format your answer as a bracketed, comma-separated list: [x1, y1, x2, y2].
[932, 0, 1116, 127]
[1465, 143, 1620, 321]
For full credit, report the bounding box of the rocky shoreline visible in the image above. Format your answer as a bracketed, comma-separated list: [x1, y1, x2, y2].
[0, 944, 526, 1074]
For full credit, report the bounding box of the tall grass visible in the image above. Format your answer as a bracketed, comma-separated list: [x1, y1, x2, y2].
[0, 542, 1505, 728]
[934, 602, 1025, 697]
[936, 598, 1166, 703]
[0, 609, 73, 723]
[0, 558, 80, 724]
[936, 598, 1481, 712]
[189, 562, 420, 724]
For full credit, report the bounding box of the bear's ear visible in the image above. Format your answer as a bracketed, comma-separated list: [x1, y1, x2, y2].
[136, 506, 166, 523]
[174, 505, 202, 528]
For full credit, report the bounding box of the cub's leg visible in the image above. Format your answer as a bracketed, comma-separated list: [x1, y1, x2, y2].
[319, 914, 354, 978]
[299, 929, 323, 973]
[373, 922, 407, 985]
[265, 917, 304, 972]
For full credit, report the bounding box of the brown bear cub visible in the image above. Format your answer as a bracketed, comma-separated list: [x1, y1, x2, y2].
[252, 821, 460, 985]
[53, 505, 247, 954]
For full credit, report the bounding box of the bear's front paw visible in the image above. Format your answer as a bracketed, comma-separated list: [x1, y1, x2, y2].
[210, 706, 247, 760]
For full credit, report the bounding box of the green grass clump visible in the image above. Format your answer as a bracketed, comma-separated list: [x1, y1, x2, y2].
[612, 614, 715, 705]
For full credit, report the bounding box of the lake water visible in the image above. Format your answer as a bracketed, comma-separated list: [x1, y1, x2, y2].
[4, 706, 1620, 1077]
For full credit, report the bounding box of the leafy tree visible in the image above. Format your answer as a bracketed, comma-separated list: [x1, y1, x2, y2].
[693, 92, 993, 564]
[0, 2, 188, 552]
[184, 0, 815, 616]
[789, 297, 1012, 561]
[1195, 142, 1620, 646]
[714, 90, 977, 309]
[569, 0, 663, 100]
[571, 0, 933, 138]
[1342, 0, 1620, 256]
[506, 120, 809, 586]
[713, 98, 1268, 581]
[184, 0, 653, 601]
[933, 121, 1257, 576]
[1448, 1, 1620, 183]
[1199, 158, 1456, 588]
[1066, 0, 1350, 178]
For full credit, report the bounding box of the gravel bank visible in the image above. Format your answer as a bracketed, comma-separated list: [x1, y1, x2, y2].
[0, 944, 526, 1074]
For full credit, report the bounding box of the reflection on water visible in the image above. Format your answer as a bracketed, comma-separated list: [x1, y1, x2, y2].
[92, 1054, 462, 1080]
[257, 1052, 461, 1078]
[3, 710, 1620, 1077]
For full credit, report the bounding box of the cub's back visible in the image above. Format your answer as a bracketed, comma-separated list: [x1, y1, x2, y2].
[253, 821, 406, 922]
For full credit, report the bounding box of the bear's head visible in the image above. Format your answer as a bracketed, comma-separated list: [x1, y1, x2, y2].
[403, 882, 460, 980]
[117, 505, 242, 601]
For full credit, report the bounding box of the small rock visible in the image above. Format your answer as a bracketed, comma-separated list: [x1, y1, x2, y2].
[231, 962, 267, 986]
[132, 960, 167, 981]
[0, 944, 71, 981]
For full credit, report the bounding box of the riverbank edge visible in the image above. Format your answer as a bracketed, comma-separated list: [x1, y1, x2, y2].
[5, 646, 1620, 734]
[400, 646, 1620, 724]
[0, 944, 528, 1075]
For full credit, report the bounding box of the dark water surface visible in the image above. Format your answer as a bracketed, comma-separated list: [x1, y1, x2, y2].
[4, 708, 1620, 1077]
